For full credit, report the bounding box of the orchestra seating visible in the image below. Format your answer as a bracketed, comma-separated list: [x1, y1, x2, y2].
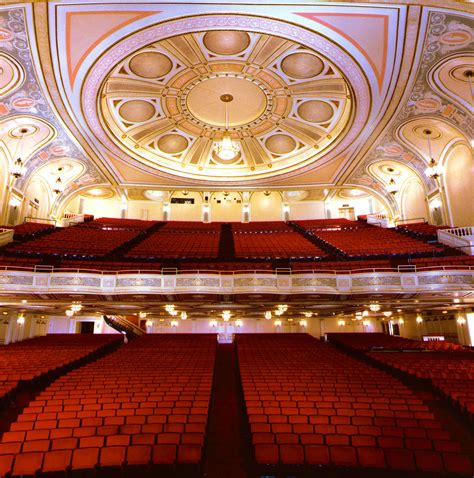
[0, 335, 120, 404]
[236, 334, 472, 474]
[367, 352, 474, 421]
[0, 334, 215, 477]
[126, 222, 221, 259]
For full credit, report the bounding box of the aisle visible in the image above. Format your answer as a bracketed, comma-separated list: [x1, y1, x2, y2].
[203, 343, 250, 478]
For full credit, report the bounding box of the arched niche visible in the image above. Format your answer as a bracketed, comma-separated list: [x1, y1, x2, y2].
[21, 177, 51, 222]
[249, 192, 282, 221]
[443, 142, 474, 226]
[399, 179, 428, 223]
[210, 192, 242, 222]
[170, 191, 202, 221]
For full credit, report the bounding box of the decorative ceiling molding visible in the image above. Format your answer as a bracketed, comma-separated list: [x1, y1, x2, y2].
[0, 5, 109, 203]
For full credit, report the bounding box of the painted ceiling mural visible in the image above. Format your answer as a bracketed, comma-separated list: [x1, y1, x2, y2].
[0, 1, 472, 211]
[0, 6, 108, 209]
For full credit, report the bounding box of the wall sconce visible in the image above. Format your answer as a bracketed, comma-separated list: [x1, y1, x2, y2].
[209, 320, 218, 328]
[274, 320, 282, 327]
[235, 319, 243, 328]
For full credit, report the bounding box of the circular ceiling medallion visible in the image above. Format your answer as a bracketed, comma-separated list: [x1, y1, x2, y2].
[9, 125, 38, 138]
[119, 100, 156, 123]
[128, 51, 172, 78]
[81, 187, 115, 199]
[281, 52, 324, 79]
[185, 76, 268, 128]
[265, 134, 297, 155]
[85, 15, 368, 184]
[297, 100, 334, 123]
[413, 125, 442, 140]
[203, 31, 251, 55]
[157, 134, 188, 154]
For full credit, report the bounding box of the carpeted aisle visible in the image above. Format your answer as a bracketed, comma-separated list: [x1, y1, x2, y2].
[203, 343, 250, 478]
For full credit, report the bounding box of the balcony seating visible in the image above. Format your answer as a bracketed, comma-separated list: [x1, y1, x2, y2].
[0, 334, 216, 476]
[236, 334, 472, 473]
[0, 335, 120, 404]
[127, 232, 220, 259]
[313, 226, 444, 258]
[0, 256, 41, 270]
[234, 232, 326, 259]
[231, 222, 294, 232]
[81, 218, 159, 230]
[8, 223, 55, 239]
[160, 222, 223, 232]
[397, 222, 450, 241]
[178, 262, 275, 272]
[294, 219, 367, 231]
[290, 260, 393, 272]
[59, 260, 162, 272]
[8, 226, 139, 258]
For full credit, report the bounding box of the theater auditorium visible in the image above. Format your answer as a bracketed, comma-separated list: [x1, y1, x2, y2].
[0, 0, 473, 477]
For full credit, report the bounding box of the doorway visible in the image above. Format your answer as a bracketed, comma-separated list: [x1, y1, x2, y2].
[79, 322, 95, 334]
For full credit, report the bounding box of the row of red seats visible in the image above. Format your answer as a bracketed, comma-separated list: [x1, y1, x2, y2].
[314, 226, 443, 257]
[9, 227, 138, 257]
[231, 222, 293, 232]
[368, 352, 474, 421]
[290, 260, 392, 271]
[294, 219, 367, 231]
[0, 335, 216, 476]
[127, 232, 220, 259]
[236, 334, 472, 473]
[327, 333, 466, 352]
[0, 335, 120, 403]
[81, 218, 159, 230]
[160, 222, 222, 232]
[60, 260, 162, 272]
[397, 222, 450, 240]
[234, 233, 326, 259]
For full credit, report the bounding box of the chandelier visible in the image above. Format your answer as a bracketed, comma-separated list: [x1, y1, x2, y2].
[10, 127, 29, 179]
[386, 178, 398, 195]
[213, 94, 240, 161]
[422, 129, 442, 180]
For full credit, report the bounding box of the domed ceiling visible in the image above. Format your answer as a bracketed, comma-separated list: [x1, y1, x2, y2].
[0, 1, 471, 216]
[98, 30, 352, 181]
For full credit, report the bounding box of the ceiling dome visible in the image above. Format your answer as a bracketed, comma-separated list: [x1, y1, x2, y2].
[98, 29, 353, 182]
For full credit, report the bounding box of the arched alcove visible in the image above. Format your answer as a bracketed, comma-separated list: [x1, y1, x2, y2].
[443, 143, 474, 226]
[170, 191, 202, 221]
[22, 178, 51, 222]
[250, 192, 282, 221]
[399, 179, 428, 223]
[210, 192, 242, 222]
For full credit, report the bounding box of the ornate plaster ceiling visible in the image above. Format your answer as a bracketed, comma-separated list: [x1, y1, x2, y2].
[0, 1, 471, 216]
[98, 30, 352, 182]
